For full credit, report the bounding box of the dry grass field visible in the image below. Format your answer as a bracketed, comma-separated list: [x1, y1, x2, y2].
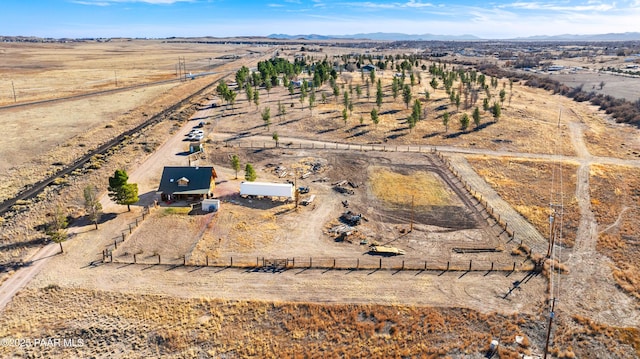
[1, 40, 640, 358]
[467, 158, 580, 247]
[0, 286, 637, 358]
[590, 164, 640, 301]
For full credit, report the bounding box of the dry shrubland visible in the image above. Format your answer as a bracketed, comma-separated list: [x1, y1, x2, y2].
[589, 164, 640, 300]
[0, 287, 636, 358]
[467, 158, 579, 247]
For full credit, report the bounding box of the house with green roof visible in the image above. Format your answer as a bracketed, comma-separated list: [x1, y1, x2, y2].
[158, 166, 217, 202]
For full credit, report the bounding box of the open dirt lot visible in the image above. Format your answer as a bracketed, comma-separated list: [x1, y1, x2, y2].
[1, 41, 639, 357]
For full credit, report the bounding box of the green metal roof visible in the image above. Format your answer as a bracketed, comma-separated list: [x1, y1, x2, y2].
[158, 166, 214, 195]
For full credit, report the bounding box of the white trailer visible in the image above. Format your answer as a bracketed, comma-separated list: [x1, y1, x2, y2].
[240, 182, 294, 199]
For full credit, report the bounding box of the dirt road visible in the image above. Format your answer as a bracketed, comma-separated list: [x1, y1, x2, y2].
[0, 243, 58, 312]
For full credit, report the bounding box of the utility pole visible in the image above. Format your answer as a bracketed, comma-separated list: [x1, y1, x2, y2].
[547, 204, 561, 258]
[543, 298, 556, 359]
[410, 195, 415, 232]
[557, 109, 562, 128]
[11, 81, 17, 102]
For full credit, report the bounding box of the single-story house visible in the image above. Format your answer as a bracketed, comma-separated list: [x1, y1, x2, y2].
[362, 64, 377, 72]
[158, 166, 217, 202]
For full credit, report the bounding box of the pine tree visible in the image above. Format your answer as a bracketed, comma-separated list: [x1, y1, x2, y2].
[244, 164, 257, 182]
[231, 155, 240, 179]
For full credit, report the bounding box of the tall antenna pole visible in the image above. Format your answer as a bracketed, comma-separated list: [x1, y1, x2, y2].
[543, 298, 556, 359]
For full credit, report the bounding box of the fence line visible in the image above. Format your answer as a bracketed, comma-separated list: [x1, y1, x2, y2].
[222, 139, 436, 154]
[104, 254, 535, 273]
[432, 151, 516, 242]
[103, 205, 153, 261]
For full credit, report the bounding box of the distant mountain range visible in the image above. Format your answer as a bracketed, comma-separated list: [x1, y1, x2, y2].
[268, 32, 640, 41]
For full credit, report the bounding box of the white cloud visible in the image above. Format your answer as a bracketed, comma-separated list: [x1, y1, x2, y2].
[339, 1, 433, 10]
[504, 1, 616, 12]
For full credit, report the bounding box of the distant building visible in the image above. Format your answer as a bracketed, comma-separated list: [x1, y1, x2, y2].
[158, 166, 217, 202]
[362, 64, 377, 72]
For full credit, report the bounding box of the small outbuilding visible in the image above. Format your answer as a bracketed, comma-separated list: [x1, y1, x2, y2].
[158, 166, 217, 202]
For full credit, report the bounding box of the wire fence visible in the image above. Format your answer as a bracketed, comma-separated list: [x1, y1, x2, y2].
[103, 253, 535, 274]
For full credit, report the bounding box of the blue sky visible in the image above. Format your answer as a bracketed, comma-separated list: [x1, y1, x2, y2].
[1, 0, 639, 39]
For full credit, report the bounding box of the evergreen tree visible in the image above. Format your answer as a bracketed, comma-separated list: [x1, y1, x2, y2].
[473, 107, 481, 128]
[430, 77, 439, 92]
[460, 113, 470, 130]
[261, 107, 271, 131]
[253, 89, 260, 108]
[442, 112, 450, 133]
[108, 170, 138, 211]
[244, 164, 257, 182]
[231, 154, 240, 179]
[492, 102, 501, 121]
[375, 79, 383, 109]
[402, 84, 412, 109]
[370, 108, 379, 126]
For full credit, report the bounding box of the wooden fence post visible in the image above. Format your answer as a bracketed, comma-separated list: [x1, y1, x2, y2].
[446, 261, 450, 271]
[114, 240, 117, 250]
[158, 254, 161, 264]
[183, 255, 186, 266]
[206, 256, 209, 267]
[135, 218, 138, 227]
[122, 233, 125, 242]
[333, 258, 336, 268]
[357, 258, 359, 269]
[424, 261, 427, 270]
[490, 262, 494, 271]
[230, 257, 233, 267]
[379, 258, 382, 269]
[469, 260, 472, 271]
[402, 260, 405, 270]
[129, 224, 132, 234]
[133, 254, 137, 263]
[309, 257, 312, 268]
[292, 258, 295, 267]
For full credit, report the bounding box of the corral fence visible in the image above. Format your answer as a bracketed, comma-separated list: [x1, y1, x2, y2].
[103, 205, 153, 258]
[432, 152, 518, 244]
[103, 254, 535, 274]
[221, 139, 519, 245]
